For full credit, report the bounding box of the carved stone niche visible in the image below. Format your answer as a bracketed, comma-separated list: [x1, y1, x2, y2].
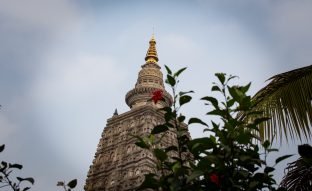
[85, 106, 187, 191]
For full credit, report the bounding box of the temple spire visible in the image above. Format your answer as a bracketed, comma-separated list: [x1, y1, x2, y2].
[145, 34, 159, 63]
[125, 36, 172, 109]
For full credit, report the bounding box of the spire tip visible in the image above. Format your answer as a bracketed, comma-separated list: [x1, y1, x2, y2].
[145, 34, 158, 63]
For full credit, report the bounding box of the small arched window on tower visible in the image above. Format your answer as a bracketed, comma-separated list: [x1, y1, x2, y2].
[135, 169, 140, 175]
[126, 145, 132, 154]
[96, 154, 103, 165]
[130, 121, 135, 127]
[111, 179, 115, 185]
[110, 152, 115, 160]
[128, 169, 133, 177]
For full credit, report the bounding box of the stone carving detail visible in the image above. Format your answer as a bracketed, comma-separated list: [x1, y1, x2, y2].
[85, 36, 190, 191]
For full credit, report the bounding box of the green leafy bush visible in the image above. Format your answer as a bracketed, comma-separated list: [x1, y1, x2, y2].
[0, 144, 34, 191]
[136, 66, 292, 191]
[0, 144, 77, 191]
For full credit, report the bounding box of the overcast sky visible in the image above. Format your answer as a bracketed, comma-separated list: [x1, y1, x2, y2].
[1, 0, 312, 190]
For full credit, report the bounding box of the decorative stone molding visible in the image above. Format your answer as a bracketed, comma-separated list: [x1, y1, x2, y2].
[85, 36, 190, 191]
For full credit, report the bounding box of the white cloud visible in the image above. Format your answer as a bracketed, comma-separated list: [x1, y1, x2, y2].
[27, 52, 127, 171]
[31, 54, 125, 104]
[0, 113, 17, 141]
[160, 34, 203, 72]
[270, 1, 312, 42]
[0, 0, 81, 32]
[266, 1, 312, 68]
[163, 34, 200, 53]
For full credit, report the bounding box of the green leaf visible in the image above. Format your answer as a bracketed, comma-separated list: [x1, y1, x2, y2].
[178, 115, 185, 122]
[179, 90, 194, 96]
[17, 177, 35, 185]
[211, 121, 220, 129]
[186, 170, 203, 183]
[215, 73, 226, 84]
[239, 155, 251, 162]
[57, 181, 64, 186]
[228, 75, 238, 82]
[262, 140, 270, 149]
[298, 144, 312, 158]
[1, 161, 7, 168]
[188, 137, 214, 152]
[275, 154, 293, 164]
[267, 148, 279, 152]
[9, 163, 23, 169]
[26, 177, 35, 185]
[188, 118, 208, 126]
[160, 106, 172, 113]
[203, 128, 211, 132]
[148, 134, 155, 144]
[249, 181, 259, 188]
[151, 125, 168, 134]
[254, 117, 271, 126]
[207, 109, 226, 116]
[135, 139, 150, 149]
[201, 96, 219, 109]
[0, 145, 4, 153]
[67, 179, 77, 189]
[166, 75, 176, 86]
[153, 149, 168, 162]
[237, 133, 250, 144]
[179, 95, 192, 106]
[240, 96, 252, 109]
[228, 86, 244, 101]
[174, 67, 187, 77]
[264, 166, 275, 174]
[164, 65, 172, 75]
[138, 173, 159, 189]
[211, 85, 221, 92]
[172, 162, 181, 173]
[241, 82, 251, 93]
[227, 99, 235, 107]
[164, 112, 174, 122]
[238, 169, 249, 178]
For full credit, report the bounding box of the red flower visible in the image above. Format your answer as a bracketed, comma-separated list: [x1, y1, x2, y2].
[151, 90, 163, 104]
[210, 173, 220, 187]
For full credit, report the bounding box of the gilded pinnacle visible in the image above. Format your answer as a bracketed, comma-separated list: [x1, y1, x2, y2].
[125, 36, 172, 109]
[145, 35, 159, 63]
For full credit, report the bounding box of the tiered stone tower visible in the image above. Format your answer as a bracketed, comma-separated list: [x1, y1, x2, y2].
[85, 36, 177, 191]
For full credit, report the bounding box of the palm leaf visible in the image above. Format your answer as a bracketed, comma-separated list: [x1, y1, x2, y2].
[251, 65, 312, 142]
[280, 157, 312, 190]
[280, 145, 312, 190]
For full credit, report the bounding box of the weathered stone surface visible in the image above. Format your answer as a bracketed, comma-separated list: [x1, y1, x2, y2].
[85, 36, 190, 191]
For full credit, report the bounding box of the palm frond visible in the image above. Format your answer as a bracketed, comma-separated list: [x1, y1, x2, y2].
[280, 158, 312, 190]
[251, 65, 312, 142]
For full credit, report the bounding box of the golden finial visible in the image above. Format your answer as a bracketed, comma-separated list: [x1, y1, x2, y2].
[145, 34, 158, 63]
